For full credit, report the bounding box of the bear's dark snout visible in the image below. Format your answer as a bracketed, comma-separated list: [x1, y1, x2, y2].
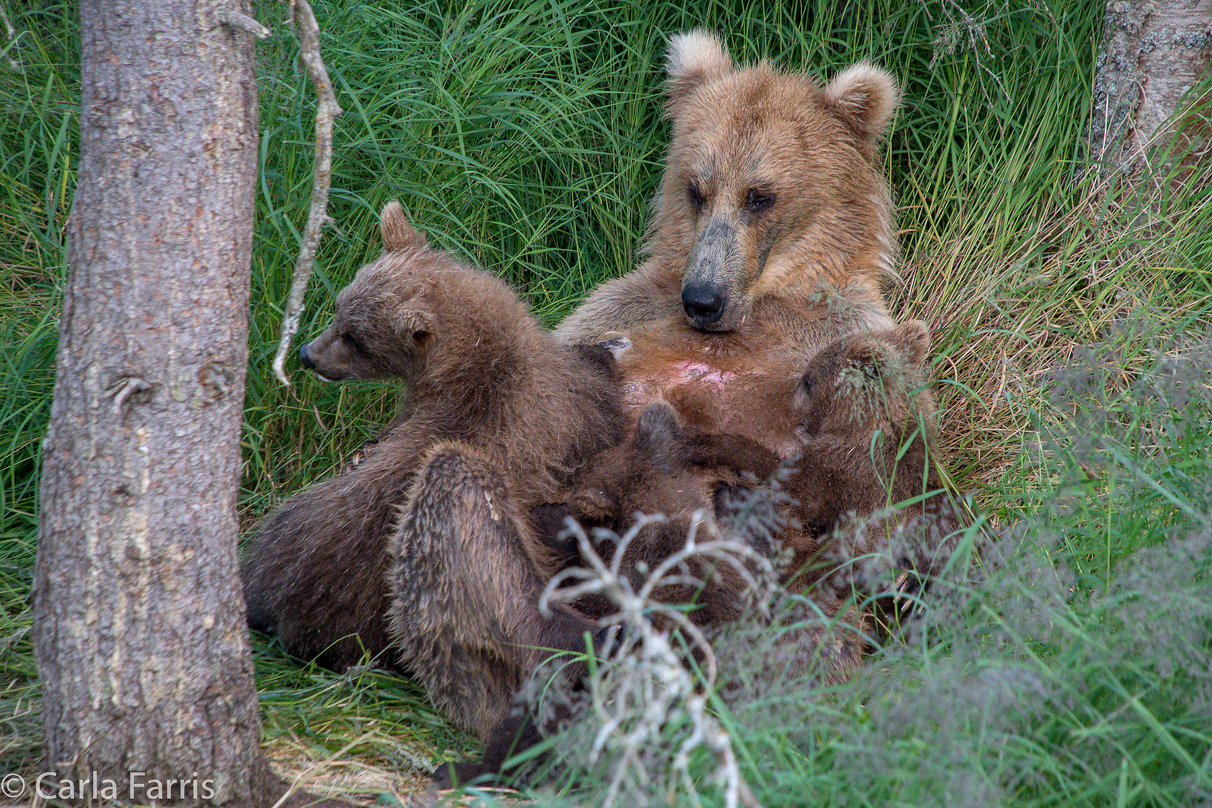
[299, 342, 315, 370]
[682, 281, 726, 327]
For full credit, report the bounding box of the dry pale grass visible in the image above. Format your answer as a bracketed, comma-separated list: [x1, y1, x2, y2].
[265, 735, 434, 806]
[894, 173, 1211, 503]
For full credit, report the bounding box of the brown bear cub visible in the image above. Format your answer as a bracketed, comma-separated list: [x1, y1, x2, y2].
[241, 201, 626, 679]
[566, 321, 962, 618]
[536, 402, 771, 627]
[787, 321, 967, 597]
[646, 319, 964, 595]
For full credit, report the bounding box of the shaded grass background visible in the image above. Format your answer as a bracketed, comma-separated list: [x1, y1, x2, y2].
[1, 0, 1209, 803]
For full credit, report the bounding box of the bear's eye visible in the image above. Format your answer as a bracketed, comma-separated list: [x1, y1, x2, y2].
[342, 332, 366, 355]
[687, 181, 705, 211]
[746, 188, 776, 214]
[800, 372, 814, 396]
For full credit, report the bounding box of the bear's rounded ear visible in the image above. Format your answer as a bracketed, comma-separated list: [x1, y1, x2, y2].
[664, 30, 732, 116]
[380, 200, 427, 253]
[394, 302, 436, 347]
[887, 320, 931, 369]
[634, 403, 687, 473]
[822, 62, 900, 145]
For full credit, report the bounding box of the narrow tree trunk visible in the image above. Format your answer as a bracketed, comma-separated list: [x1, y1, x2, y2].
[1089, 0, 1212, 172]
[34, 1, 277, 805]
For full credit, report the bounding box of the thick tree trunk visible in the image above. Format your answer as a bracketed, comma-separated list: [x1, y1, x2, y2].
[1089, 0, 1212, 172]
[34, 1, 277, 805]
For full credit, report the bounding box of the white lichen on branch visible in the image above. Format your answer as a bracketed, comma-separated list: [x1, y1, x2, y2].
[541, 513, 770, 808]
[272, 0, 342, 385]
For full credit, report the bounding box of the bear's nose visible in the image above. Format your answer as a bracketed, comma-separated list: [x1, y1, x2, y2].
[682, 283, 725, 327]
[299, 342, 315, 370]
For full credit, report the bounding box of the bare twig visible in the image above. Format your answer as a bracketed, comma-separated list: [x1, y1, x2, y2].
[272, 0, 342, 385]
[221, 9, 271, 40]
[541, 514, 771, 808]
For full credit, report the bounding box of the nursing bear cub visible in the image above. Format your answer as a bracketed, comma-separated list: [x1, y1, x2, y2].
[242, 203, 627, 687]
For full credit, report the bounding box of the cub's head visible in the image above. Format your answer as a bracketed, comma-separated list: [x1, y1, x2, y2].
[793, 320, 933, 444]
[299, 201, 438, 382]
[656, 31, 900, 332]
[570, 403, 708, 529]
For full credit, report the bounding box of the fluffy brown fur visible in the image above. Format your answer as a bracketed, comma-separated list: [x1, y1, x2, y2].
[386, 441, 604, 739]
[548, 318, 963, 645]
[790, 321, 939, 530]
[786, 320, 966, 592]
[692, 320, 965, 593]
[548, 403, 758, 626]
[556, 30, 899, 343]
[573, 319, 964, 603]
[241, 202, 625, 673]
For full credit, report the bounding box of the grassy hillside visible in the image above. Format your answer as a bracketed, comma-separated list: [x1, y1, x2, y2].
[2, 0, 1209, 804]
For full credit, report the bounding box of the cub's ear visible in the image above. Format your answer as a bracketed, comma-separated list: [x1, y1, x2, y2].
[393, 296, 436, 347]
[885, 319, 931, 369]
[822, 62, 900, 145]
[380, 200, 428, 253]
[665, 30, 732, 116]
[633, 403, 687, 474]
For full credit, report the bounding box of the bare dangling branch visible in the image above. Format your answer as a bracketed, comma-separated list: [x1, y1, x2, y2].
[272, 0, 342, 385]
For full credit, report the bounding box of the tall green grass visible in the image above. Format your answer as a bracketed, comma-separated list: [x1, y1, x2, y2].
[1, 0, 1209, 803]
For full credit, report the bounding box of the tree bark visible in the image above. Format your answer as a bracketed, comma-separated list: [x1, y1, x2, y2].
[1089, 0, 1212, 172]
[34, 1, 278, 805]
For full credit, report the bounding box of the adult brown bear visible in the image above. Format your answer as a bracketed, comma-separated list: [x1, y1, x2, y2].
[556, 29, 899, 346]
[554, 29, 905, 477]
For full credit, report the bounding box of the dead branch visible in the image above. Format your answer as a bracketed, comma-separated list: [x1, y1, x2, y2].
[541, 514, 771, 808]
[221, 10, 271, 40]
[272, 0, 342, 385]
